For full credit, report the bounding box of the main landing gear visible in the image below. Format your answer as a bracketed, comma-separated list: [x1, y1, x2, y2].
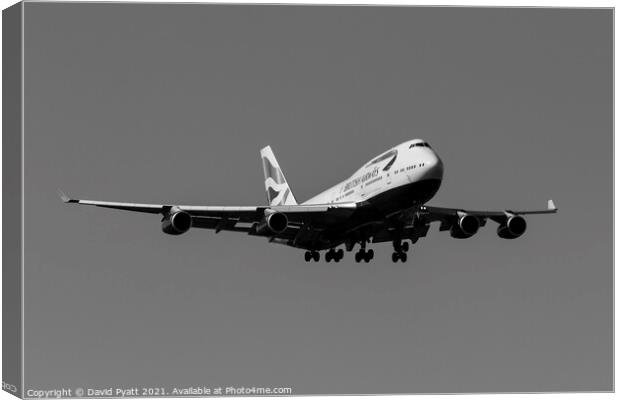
[325, 248, 344, 263]
[354, 241, 374, 263]
[304, 250, 320, 262]
[355, 249, 374, 263]
[304, 249, 344, 262]
[391, 240, 409, 263]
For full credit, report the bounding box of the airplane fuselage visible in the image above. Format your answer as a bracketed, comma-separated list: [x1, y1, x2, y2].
[292, 139, 444, 250]
[308, 139, 441, 211]
[306, 139, 443, 209]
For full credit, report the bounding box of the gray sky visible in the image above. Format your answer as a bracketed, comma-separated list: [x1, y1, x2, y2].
[23, 4, 611, 393]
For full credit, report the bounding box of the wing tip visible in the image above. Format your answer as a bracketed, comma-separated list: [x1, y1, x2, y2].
[58, 189, 77, 203]
[547, 199, 557, 212]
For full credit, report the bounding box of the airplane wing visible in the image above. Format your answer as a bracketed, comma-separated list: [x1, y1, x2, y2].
[419, 199, 558, 220]
[414, 199, 557, 239]
[58, 191, 357, 235]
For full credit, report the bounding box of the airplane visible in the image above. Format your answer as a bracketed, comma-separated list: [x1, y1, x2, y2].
[60, 139, 557, 263]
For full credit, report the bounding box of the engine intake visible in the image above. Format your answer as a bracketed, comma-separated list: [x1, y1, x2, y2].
[256, 211, 288, 235]
[450, 214, 480, 239]
[497, 215, 527, 239]
[162, 210, 192, 235]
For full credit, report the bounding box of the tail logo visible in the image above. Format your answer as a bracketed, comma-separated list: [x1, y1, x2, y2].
[260, 146, 297, 206]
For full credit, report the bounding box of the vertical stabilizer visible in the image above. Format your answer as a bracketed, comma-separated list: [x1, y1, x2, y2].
[260, 146, 298, 206]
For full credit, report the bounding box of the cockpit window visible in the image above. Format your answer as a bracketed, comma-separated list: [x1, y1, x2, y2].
[409, 142, 431, 148]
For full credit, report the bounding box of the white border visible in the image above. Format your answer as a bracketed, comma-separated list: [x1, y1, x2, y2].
[0, 1, 614, 400]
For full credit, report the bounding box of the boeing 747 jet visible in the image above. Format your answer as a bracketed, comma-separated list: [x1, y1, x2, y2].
[61, 139, 557, 263]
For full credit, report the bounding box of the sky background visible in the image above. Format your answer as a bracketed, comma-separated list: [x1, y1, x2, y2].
[23, 4, 612, 394]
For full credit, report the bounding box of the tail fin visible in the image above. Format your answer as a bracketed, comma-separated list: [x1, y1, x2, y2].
[260, 146, 298, 206]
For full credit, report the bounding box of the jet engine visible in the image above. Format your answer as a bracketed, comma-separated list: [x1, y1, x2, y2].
[497, 215, 527, 239]
[450, 214, 480, 239]
[162, 210, 192, 235]
[256, 211, 288, 235]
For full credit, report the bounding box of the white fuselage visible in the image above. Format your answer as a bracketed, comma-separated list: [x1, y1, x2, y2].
[304, 139, 444, 206]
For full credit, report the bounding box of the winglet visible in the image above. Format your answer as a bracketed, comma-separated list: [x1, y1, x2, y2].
[547, 199, 557, 212]
[58, 189, 77, 203]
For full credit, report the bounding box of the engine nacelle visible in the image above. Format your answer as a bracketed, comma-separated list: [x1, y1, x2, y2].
[162, 210, 192, 235]
[256, 211, 288, 235]
[450, 214, 480, 239]
[497, 215, 527, 239]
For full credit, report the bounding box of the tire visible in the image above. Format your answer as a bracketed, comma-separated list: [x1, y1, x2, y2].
[393, 240, 401, 252]
[355, 252, 362, 263]
[400, 252, 407, 263]
[367, 249, 374, 260]
[325, 252, 332, 262]
[304, 251, 311, 262]
[402, 242, 409, 252]
[391, 252, 398, 263]
[337, 249, 344, 259]
[313, 252, 320, 262]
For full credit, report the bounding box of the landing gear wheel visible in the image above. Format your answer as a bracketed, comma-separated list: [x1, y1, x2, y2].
[391, 252, 399, 263]
[304, 251, 312, 262]
[326, 249, 342, 263]
[312, 251, 320, 262]
[400, 252, 407, 262]
[392, 240, 402, 253]
[355, 251, 362, 263]
[402, 241, 409, 252]
[365, 249, 374, 262]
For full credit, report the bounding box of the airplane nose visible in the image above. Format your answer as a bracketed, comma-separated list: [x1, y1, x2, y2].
[425, 154, 444, 180]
